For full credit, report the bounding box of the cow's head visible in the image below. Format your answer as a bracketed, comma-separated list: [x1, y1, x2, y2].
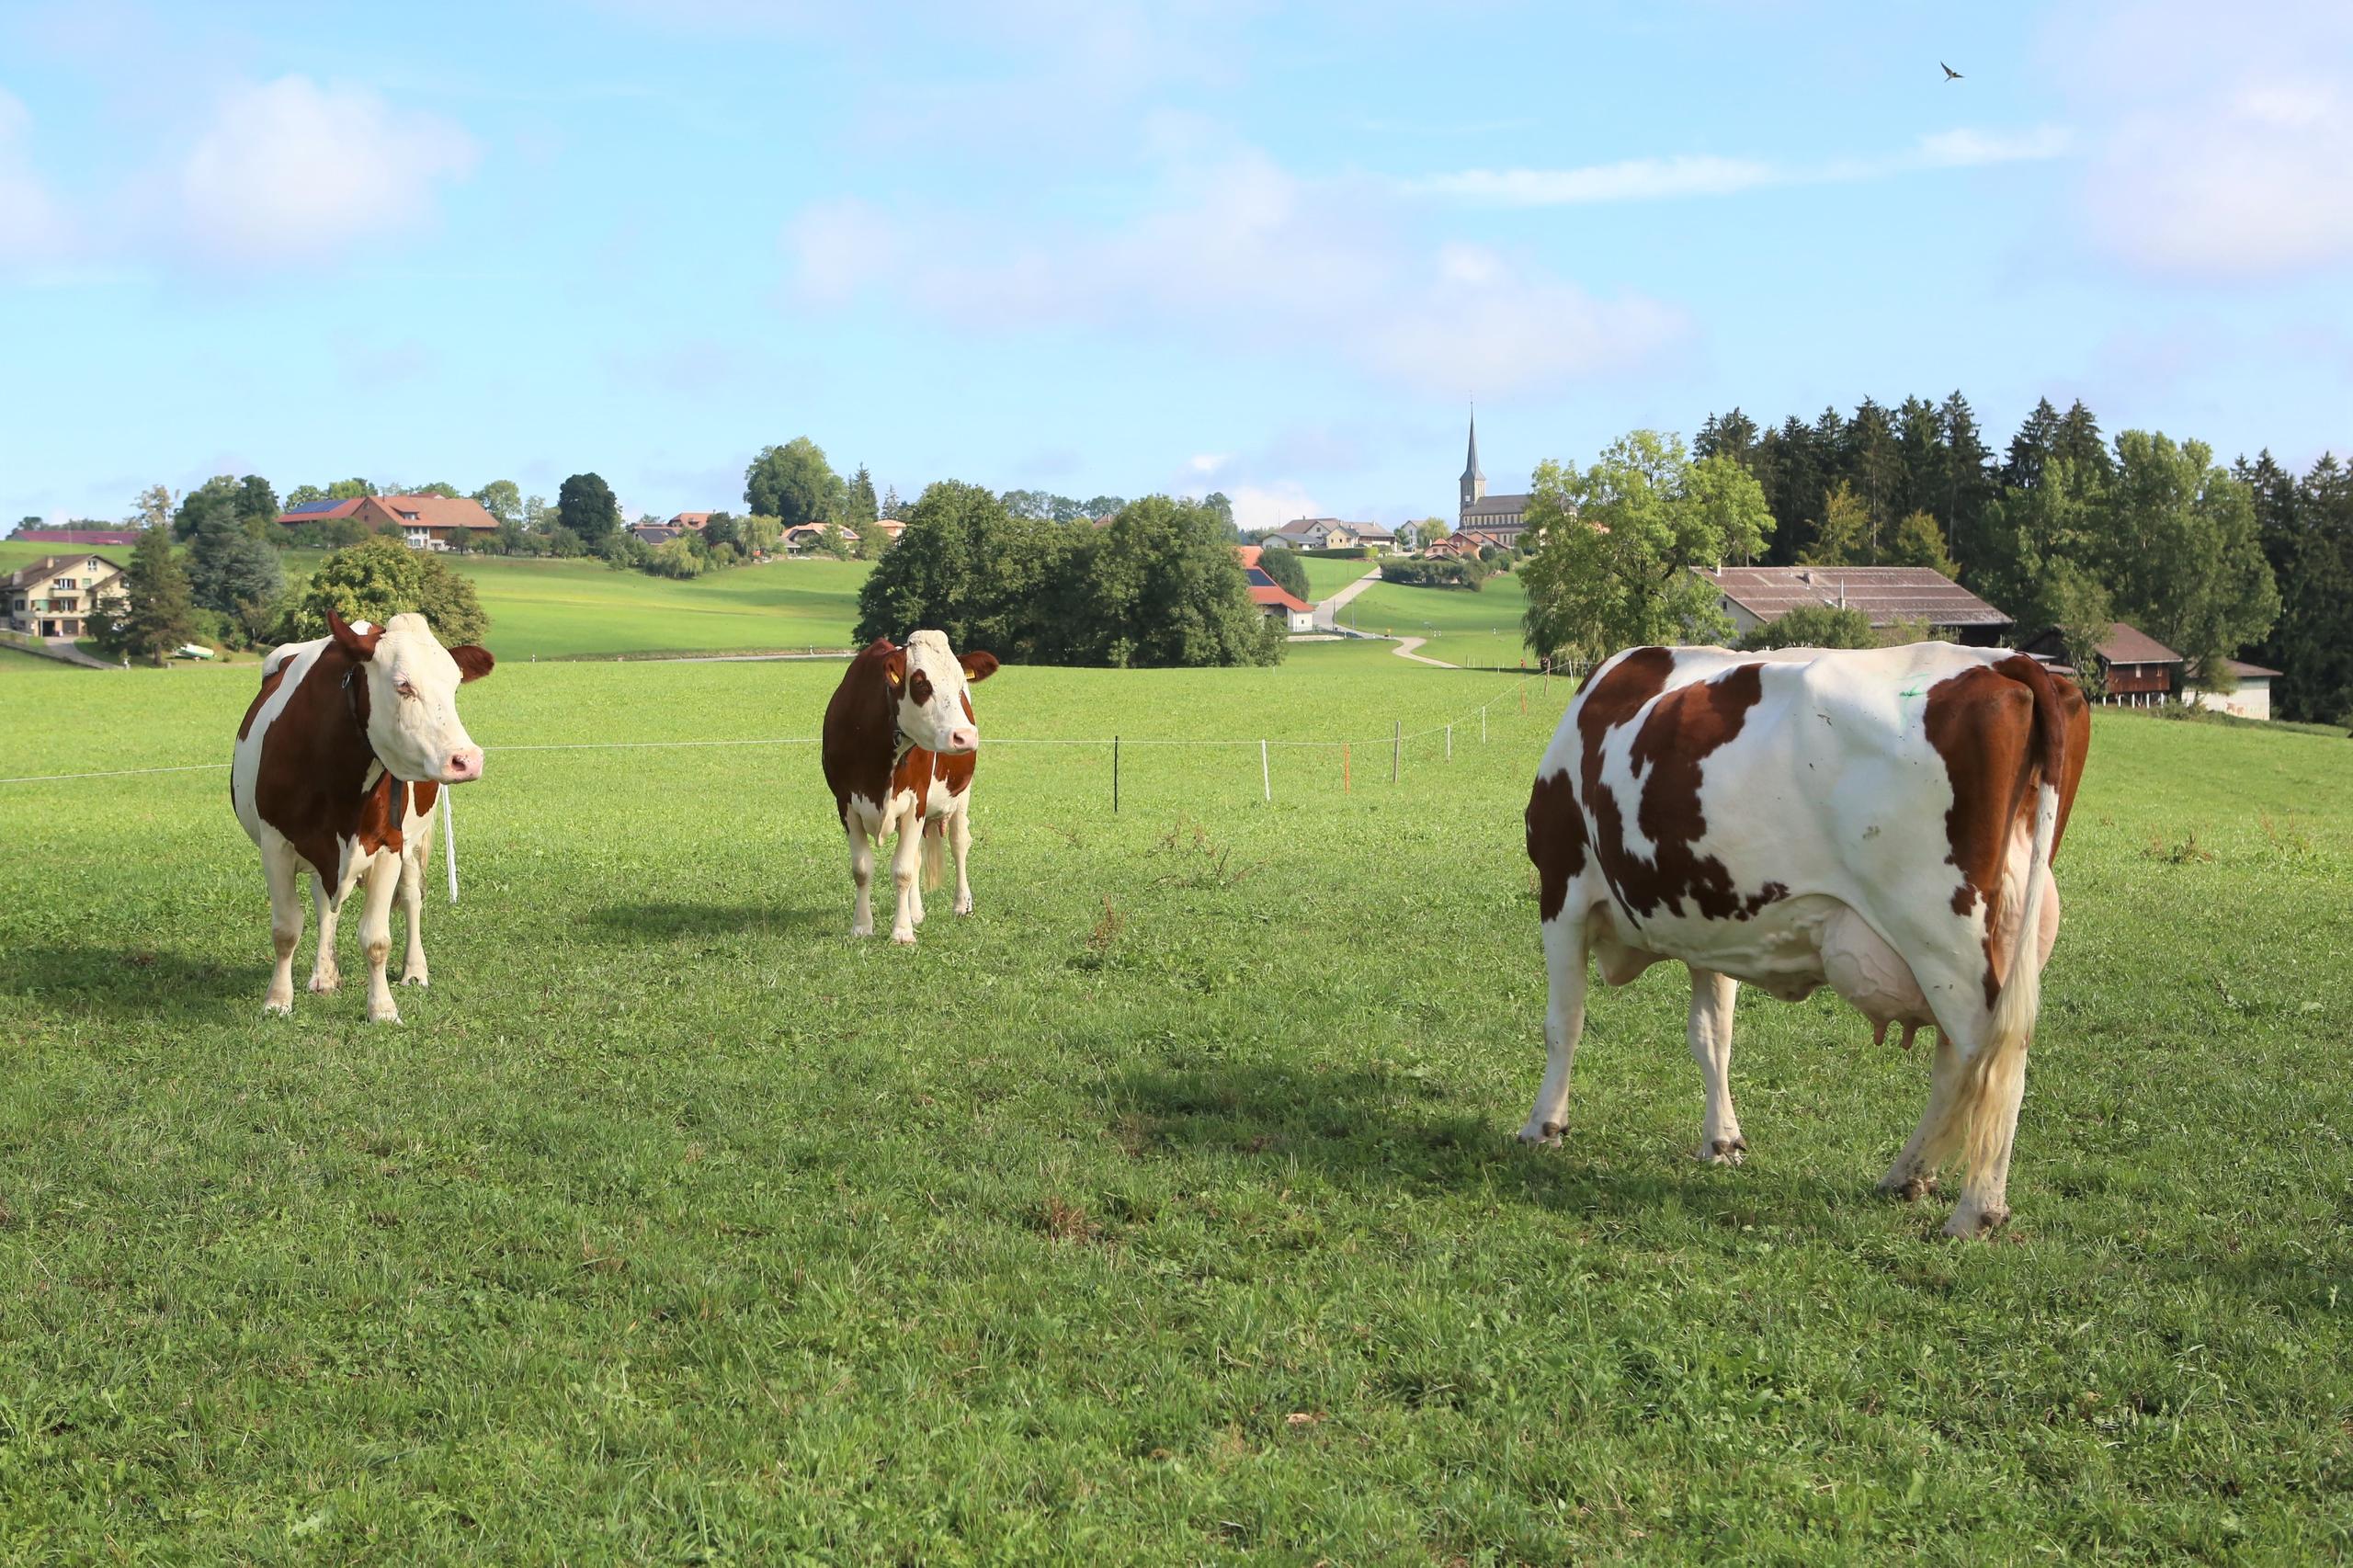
[883, 629, 997, 756]
[329, 608, 494, 784]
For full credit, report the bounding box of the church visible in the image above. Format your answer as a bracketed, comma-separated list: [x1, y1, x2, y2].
[1457, 411, 1531, 545]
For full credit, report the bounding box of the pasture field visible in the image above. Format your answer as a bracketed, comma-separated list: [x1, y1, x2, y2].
[1344, 572, 1531, 663]
[1297, 556, 1380, 603]
[2, 648, 2350, 1561]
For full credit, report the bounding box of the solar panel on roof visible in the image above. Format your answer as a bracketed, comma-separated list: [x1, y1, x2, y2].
[1245, 568, 1277, 586]
[284, 500, 343, 516]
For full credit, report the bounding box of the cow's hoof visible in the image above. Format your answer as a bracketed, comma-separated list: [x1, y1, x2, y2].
[849, 923, 873, 939]
[308, 971, 339, 994]
[1879, 1170, 1938, 1202]
[262, 997, 293, 1017]
[1516, 1120, 1565, 1148]
[954, 899, 973, 917]
[1699, 1136, 1747, 1166]
[890, 931, 917, 947]
[1942, 1203, 2008, 1239]
[400, 971, 429, 988]
[369, 1003, 403, 1026]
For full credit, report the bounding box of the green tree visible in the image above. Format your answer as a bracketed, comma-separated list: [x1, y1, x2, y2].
[133, 484, 175, 532]
[741, 515, 782, 557]
[327, 478, 379, 502]
[1800, 480, 1874, 565]
[1740, 603, 1876, 651]
[846, 464, 880, 526]
[745, 437, 844, 525]
[295, 537, 490, 646]
[1200, 491, 1235, 539]
[105, 522, 199, 665]
[881, 484, 902, 519]
[173, 475, 242, 540]
[234, 475, 279, 539]
[472, 480, 522, 525]
[701, 512, 741, 551]
[854, 481, 1077, 660]
[2004, 397, 2064, 490]
[285, 483, 326, 509]
[522, 494, 554, 531]
[557, 472, 620, 547]
[1067, 497, 1280, 667]
[1256, 545, 1309, 601]
[412, 482, 462, 499]
[2099, 431, 2279, 685]
[1519, 433, 1773, 665]
[1888, 510, 1960, 577]
[188, 512, 283, 616]
[818, 519, 850, 559]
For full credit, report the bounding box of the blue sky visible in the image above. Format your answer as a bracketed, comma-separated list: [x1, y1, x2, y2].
[3, 0, 2347, 529]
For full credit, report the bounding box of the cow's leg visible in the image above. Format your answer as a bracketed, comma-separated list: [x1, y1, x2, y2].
[306, 872, 340, 994]
[1688, 968, 1745, 1165]
[908, 821, 929, 928]
[357, 854, 405, 1024]
[950, 806, 974, 916]
[398, 844, 429, 986]
[887, 813, 925, 946]
[1881, 1028, 1966, 1201]
[845, 816, 875, 937]
[262, 846, 305, 1016]
[1517, 904, 1590, 1146]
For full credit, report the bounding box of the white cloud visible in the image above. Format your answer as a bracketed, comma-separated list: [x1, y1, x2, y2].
[1226, 481, 1323, 533]
[1412, 128, 2073, 208]
[176, 76, 478, 266]
[784, 140, 1683, 396]
[0, 89, 69, 267]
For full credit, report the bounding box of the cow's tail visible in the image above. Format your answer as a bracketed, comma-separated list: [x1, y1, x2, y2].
[1960, 658, 2069, 1179]
[921, 820, 946, 891]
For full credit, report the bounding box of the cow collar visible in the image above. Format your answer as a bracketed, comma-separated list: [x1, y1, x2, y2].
[339, 662, 403, 786]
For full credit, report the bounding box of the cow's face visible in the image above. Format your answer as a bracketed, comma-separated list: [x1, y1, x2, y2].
[885, 629, 996, 755]
[330, 608, 494, 784]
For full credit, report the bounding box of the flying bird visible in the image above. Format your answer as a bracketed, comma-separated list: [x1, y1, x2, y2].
[1941, 62, 1963, 80]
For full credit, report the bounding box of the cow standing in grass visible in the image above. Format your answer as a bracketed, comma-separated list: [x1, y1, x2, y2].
[231, 609, 494, 1022]
[1522, 642, 2088, 1236]
[823, 631, 999, 944]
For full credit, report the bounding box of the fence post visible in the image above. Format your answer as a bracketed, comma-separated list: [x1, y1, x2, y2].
[1112, 735, 1120, 813]
[1392, 720, 1401, 783]
[1519, 677, 1527, 716]
[1261, 739, 1270, 802]
[442, 786, 460, 904]
[1343, 744, 1350, 794]
[1482, 706, 1487, 743]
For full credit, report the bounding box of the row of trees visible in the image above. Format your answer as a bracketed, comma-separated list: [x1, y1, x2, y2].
[854, 483, 1281, 668]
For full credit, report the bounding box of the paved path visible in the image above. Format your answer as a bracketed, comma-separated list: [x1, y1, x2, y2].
[1315, 568, 1383, 617]
[0, 635, 114, 669]
[1392, 636, 1457, 669]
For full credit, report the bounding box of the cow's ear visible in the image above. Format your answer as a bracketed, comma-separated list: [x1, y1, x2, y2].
[449, 645, 494, 683]
[327, 606, 381, 661]
[883, 649, 906, 688]
[961, 651, 999, 683]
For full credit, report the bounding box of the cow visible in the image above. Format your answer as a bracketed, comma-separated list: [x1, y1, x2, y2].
[821, 631, 999, 944]
[231, 609, 494, 1023]
[1521, 642, 2088, 1237]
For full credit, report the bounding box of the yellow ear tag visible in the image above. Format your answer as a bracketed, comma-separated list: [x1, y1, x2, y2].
[886, 666, 903, 687]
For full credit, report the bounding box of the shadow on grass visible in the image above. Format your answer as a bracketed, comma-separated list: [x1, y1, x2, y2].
[1110, 1061, 1847, 1220]
[583, 903, 827, 941]
[0, 945, 250, 1013]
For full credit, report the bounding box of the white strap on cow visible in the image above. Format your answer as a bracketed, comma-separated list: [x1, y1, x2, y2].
[442, 785, 460, 904]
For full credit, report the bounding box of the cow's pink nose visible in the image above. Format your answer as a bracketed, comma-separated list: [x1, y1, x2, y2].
[946, 726, 978, 753]
[443, 747, 484, 782]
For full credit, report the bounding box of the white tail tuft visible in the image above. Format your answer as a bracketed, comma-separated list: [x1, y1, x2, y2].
[1960, 778, 2059, 1178]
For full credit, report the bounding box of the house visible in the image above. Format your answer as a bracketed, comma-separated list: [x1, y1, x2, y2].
[1701, 565, 2013, 646]
[668, 512, 714, 531]
[1458, 411, 1533, 546]
[781, 523, 859, 556]
[1236, 546, 1315, 632]
[2187, 658, 2280, 722]
[1265, 517, 1375, 551]
[2020, 622, 2278, 719]
[278, 494, 501, 551]
[629, 522, 683, 546]
[5, 552, 126, 639]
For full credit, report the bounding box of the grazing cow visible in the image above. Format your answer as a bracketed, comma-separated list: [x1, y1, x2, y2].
[231, 609, 493, 1022]
[1521, 642, 2088, 1236]
[822, 631, 999, 943]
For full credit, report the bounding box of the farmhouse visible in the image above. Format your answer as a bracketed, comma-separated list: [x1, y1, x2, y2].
[2022, 622, 2279, 720]
[278, 494, 500, 551]
[781, 523, 861, 556]
[1265, 517, 1378, 551]
[668, 512, 713, 531]
[629, 522, 684, 545]
[6, 551, 125, 639]
[1703, 565, 2013, 646]
[1236, 546, 1315, 632]
[1458, 412, 1532, 546]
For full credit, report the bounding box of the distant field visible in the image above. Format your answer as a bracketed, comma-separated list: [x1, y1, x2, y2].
[3, 648, 2350, 1559]
[430, 554, 871, 659]
[1341, 571, 1532, 662]
[1296, 555, 1377, 602]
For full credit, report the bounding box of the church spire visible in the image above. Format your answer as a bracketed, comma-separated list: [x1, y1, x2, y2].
[1461, 403, 1484, 483]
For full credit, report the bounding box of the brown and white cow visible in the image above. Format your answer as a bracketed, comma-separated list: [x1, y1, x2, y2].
[231, 609, 493, 1022]
[821, 631, 999, 944]
[1522, 642, 2088, 1236]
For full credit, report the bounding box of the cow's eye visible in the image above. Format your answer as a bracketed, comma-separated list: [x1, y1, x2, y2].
[394, 679, 417, 699]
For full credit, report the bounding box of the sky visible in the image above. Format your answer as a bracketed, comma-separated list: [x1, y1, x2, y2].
[2, 0, 2348, 530]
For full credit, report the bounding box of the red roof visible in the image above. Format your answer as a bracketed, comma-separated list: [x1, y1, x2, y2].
[1705, 565, 2011, 630]
[1235, 547, 1309, 612]
[671, 512, 713, 528]
[277, 494, 499, 532]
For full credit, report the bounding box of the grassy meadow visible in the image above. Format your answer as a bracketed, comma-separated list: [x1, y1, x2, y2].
[2, 643, 2349, 1560]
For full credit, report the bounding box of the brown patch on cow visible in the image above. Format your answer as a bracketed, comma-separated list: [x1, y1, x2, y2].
[410, 779, 439, 819]
[892, 744, 937, 820]
[1579, 656, 1783, 924]
[822, 639, 901, 825]
[1923, 656, 2084, 1008]
[355, 771, 406, 856]
[250, 643, 381, 886]
[237, 655, 290, 742]
[1524, 769, 1586, 924]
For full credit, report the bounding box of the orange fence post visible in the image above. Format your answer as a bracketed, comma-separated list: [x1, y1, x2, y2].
[1343, 744, 1351, 793]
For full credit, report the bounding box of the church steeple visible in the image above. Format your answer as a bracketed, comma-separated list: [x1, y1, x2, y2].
[1461, 405, 1486, 514]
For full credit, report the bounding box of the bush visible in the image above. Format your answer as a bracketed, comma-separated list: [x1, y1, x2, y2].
[292, 537, 490, 646]
[1740, 603, 1876, 651]
[1256, 547, 1310, 601]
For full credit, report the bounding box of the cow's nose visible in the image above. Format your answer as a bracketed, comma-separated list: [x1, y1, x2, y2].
[443, 747, 485, 783]
[946, 726, 978, 754]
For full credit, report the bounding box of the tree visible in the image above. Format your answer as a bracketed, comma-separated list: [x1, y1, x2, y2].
[741, 515, 782, 557]
[2004, 397, 2063, 491]
[1200, 491, 1235, 539]
[1939, 391, 1997, 573]
[1740, 603, 1875, 651]
[285, 483, 326, 509]
[557, 472, 620, 547]
[327, 478, 379, 502]
[101, 523, 198, 665]
[295, 537, 490, 646]
[2054, 400, 2114, 483]
[234, 475, 279, 539]
[412, 482, 461, 499]
[1800, 480, 1875, 565]
[1256, 545, 1310, 601]
[1841, 398, 1904, 541]
[1519, 432, 1773, 665]
[854, 481, 1079, 661]
[702, 512, 742, 551]
[1693, 407, 1761, 469]
[173, 475, 242, 540]
[522, 494, 555, 531]
[881, 484, 902, 519]
[472, 480, 522, 525]
[2098, 431, 2279, 685]
[133, 485, 174, 531]
[188, 512, 283, 616]
[745, 437, 843, 525]
[819, 519, 850, 559]
[846, 464, 880, 526]
[1418, 517, 1449, 545]
[1080, 494, 1129, 520]
[1066, 497, 1281, 667]
[1888, 510, 1961, 578]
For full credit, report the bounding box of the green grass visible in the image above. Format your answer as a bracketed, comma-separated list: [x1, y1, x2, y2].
[1337, 572, 1533, 664]
[1296, 555, 1378, 603]
[4, 653, 2351, 1561]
